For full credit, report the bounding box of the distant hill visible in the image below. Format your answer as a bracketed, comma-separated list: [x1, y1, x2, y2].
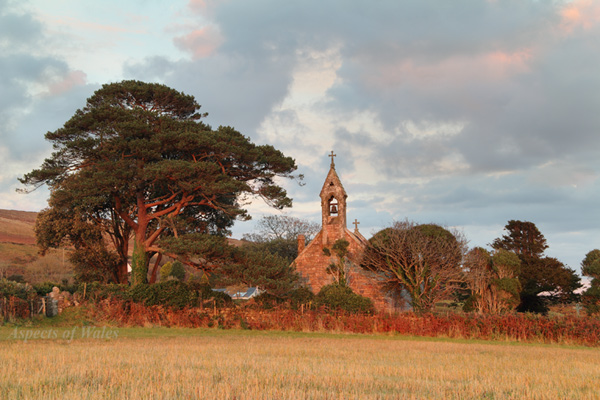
[0, 209, 37, 245]
[0, 209, 72, 283]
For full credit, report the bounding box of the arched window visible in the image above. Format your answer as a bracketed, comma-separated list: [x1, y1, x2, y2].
[329, 196, 338, 216]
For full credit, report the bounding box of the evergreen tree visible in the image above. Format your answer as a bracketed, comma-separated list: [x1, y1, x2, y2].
[20, 80, 299, 284]
[581, 249, 600, 314]
[492, 220, 580, 313]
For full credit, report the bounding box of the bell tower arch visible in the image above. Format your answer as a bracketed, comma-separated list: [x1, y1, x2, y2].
[320, 151, 347, 244]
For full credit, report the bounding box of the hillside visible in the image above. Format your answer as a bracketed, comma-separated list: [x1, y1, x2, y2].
[0, 209, 72, 283]
[0, 209, 37, 245]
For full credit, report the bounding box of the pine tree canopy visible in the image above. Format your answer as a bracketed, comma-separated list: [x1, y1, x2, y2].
[20, 80, 299, 284]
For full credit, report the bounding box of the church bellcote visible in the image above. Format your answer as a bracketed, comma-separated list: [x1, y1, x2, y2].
[320, 151, 347, 244]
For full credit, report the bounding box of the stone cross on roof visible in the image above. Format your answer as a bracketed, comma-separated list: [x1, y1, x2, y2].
[353, 219, 360, 231]
[329, 150, 336, 167]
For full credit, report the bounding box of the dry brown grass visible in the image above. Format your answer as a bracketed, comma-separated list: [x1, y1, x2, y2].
[0, 210, 37, 245]
[0, 207, 74, 283]
[0, 244, 73, 283]
[1, 329, 598, 399]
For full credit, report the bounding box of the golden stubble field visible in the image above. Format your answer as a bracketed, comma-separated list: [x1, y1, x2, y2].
[0, 329, 598, 399]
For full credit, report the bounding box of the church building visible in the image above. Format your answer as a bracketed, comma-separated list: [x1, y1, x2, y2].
[293, 152, 396, 312]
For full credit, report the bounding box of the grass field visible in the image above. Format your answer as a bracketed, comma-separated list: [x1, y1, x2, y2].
[1, 327, 598, 399]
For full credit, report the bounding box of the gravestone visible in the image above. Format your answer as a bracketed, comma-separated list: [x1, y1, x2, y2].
[45, 297, 58, 317]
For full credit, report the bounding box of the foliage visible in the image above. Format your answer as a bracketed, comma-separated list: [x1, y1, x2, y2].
[251, 286, 316, 310]
[288, 287, 316, 310]
[6, 275, 25, 283]
[69, 244, 120, 284]
[0, 279, 37, 321]
[491, 220, 548, 258]
[463, 248, 521, 314]
[243, 238, 298, 264]
[80, 281, 232, 310]
[324, 239, 350, 286]
[32, 281, 78, 296]
[0, 279, 36, 301]
[128, 281, 199, 309]
[362, 220, 466, 313]
[20, 80, 299, 285]
[215, 246, 299, 297]
[581, 249, 600, 315]
[581, 249, 600, 282]
[84, 300, 600, 347]
[492, 220, 581, 313]
[242, 215, 320, 262]
[316, 283, 374, 314]
[34, 195, 130, 283]
[159, 261, 186, 282]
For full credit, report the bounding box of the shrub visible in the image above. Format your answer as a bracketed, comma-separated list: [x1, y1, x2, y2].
[187, 281, 232, 307]
[0, 279, 36, 300]
[289, 287, 315, 310]
[159, 261, 186, 282]
[129, 280, 198, 309]
[34, 281, 80, 296]
[77, 282, 129, 302]
[33, 281, 59, 296]
[316, 284, 374, 314]
[6, 274, 25, 283]
[253, 292, 284, 309]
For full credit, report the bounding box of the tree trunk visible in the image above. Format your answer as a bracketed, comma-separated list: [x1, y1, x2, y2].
[149, 253, 162, 284]
[116, 262, 129, 284]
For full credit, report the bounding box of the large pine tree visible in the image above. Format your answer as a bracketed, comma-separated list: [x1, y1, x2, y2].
[20, 80, 299, 284]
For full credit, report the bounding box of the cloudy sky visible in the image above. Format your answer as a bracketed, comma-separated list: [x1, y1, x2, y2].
[1, 0, 599, 272]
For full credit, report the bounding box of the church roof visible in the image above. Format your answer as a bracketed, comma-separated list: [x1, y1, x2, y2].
[319, 163, 347, 198]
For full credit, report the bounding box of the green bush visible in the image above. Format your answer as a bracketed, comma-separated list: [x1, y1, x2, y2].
[33, 281, 59, 296]
[582, 285, 600, 315]
[77, 282, 129, 301]
[316, 284, 374, 314]
[187, 281, 232, 307]
[0, 279, 36, 301]
[253, 292, 283, 309]
[34, 281, 80, 296]
[160, 261, 187, 282]
[289, 287, 315, 310]
[77, 281, 233, 310]
[6, 275, 25, 283]
[129, 280, 198, 309]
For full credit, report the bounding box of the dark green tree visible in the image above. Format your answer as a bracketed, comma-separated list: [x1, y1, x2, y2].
[215, 246, 299, 297]
[361, 220, 467, 313]
[20, 80, 298, 284]
[492, 220, 580, 313]
[491, 220, 547, 258]
[581, 249, 600, 315]
[581, 249, 600, 282]
[35, 189, 131, 283]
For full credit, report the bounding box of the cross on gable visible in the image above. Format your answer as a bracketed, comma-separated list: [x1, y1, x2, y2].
[353, 219, 360, 230]
[329, 151, 336, 167]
